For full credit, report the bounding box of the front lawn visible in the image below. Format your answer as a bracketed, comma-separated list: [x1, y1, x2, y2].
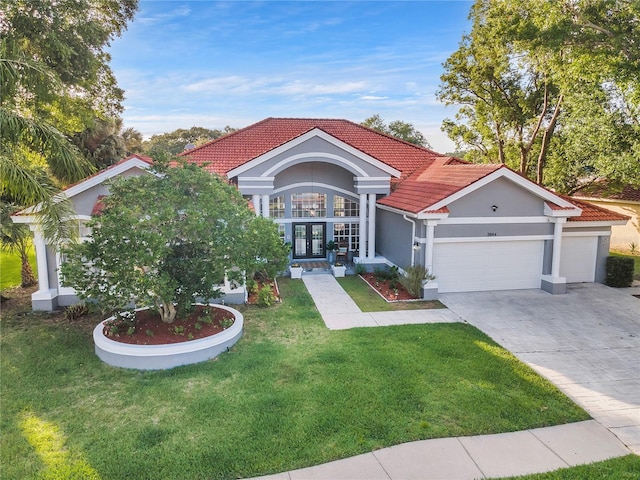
[0, 247, 36, 290]
[497, 454, 640, 480]
[337, 274, 446, 311]
[1, 279, 588, 480]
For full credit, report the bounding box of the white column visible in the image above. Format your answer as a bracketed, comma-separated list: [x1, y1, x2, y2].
[367, 194, 376, 259]
[551, 218, 566, 278]
[32, 229, 50, 292]
[425, 221, 436, 274]
[261, 195, 270, 218]
[252, 194, 261, 217]
[359, 193, 367, 258]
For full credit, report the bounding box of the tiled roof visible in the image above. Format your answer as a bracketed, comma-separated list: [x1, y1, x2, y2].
[564, 196, 630, 222]
[62, 154, 153, 191]
[177, 117, 628, 223]
[91, 195, 108, 216]
[178, 117, 442, 180]
[378, 158, 502, 213]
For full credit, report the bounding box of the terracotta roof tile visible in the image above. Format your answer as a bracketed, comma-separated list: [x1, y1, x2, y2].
[378, 159, 502, 213]
[564, 196, 630, 222]
[178, 117, 442, 180]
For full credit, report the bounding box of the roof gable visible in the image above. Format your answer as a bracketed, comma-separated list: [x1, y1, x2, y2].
[378, 160, 583, 218]
[179, 117, 442, 180]
[12, 155, 153, 219]
[227, 128, 401, 178]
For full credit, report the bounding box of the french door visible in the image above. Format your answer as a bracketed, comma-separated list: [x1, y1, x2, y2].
[293, 223, 326, 259]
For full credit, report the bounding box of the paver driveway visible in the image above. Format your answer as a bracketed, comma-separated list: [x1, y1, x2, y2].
[440, 283, 640, 454]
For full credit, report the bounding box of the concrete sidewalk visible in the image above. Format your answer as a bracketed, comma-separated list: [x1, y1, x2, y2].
[245, 275, 633, 480]
[251, 421, 629, 480]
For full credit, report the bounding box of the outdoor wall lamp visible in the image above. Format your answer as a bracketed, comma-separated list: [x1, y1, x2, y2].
[491, 205, 498, 212]
[413, 241, 421, 251]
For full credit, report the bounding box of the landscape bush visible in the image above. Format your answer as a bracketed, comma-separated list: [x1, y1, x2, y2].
[606, 256, 634, 287]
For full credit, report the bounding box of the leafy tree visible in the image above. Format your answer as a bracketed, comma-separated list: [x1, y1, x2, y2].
[121, 127, 144, 155]
[143, 126, 237, 157]
[0, 45, 90, 243]
[1, 0, 138, 241]
[71, 117, 127, 169]
[361, 114, 432, 148]
[2, 0, 138, 121]
[437, 0, 639, 189]
[61, 163, 289, 323]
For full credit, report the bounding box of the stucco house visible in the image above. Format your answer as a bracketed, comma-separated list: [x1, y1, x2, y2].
[572, 184, 640, 251]
[12, 118, 628, 310]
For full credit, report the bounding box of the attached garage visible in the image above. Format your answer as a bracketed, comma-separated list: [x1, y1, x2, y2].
[433, 239, 544, 293]
[560, 236, 598, 283]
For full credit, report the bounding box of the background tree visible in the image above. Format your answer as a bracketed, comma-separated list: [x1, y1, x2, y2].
[1, 0, 138, 241]
[361, 114, 432, 148]
[71, 117, 127, 169]
[143, 126, 237, 157]
[437, 0, 639, 191]
[61, 164, 289, 323]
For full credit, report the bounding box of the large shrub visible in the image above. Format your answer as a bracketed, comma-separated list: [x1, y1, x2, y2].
[61, 163, 288, 322]
[606, 256, 634, 288]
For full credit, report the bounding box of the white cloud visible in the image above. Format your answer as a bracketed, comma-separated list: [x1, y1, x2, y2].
[137, 6, 191, 26]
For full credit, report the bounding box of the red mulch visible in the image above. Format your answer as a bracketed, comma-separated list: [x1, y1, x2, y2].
[246, 279, 281, 304]
[359, 273, 418, 301]
[104, 305, 235, 345]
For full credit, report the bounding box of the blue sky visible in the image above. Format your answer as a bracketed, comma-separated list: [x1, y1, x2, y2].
[109, 0, 473, 152]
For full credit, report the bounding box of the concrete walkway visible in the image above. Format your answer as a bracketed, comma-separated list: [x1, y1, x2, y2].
[302, 275, 462, 329]
[247, 276, 634, 480]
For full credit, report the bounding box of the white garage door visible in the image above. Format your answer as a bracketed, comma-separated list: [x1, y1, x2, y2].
[433, 240, 544, 293]
[560, 236, 597, 283]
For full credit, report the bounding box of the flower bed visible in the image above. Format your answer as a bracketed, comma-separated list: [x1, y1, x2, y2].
[359, 273, 418, 302]
[93, 303, 243, 370]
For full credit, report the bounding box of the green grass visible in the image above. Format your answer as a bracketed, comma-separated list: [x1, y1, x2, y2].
[1, 279, 590, 479]
[496, 454, 640, 479]
[0, 247, 37, 290]
[337, 274, 446, 311]
[610, 250, 640, 280]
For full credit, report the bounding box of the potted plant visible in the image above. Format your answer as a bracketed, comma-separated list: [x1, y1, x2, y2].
[332, 261, 346, 277]
[290, 262, 303, 279]
[326, 240, 337, 263]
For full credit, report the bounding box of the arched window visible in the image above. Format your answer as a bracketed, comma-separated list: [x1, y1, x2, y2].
[291, 193, 326, 218]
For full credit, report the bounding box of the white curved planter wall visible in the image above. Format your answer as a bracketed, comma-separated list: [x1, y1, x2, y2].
[93, 304, 243, 370]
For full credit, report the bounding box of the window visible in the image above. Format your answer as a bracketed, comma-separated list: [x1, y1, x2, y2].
[269, 196, 285, 218]
[291, 193, 326, 218]
[333, 222, 360, 252]
[333, 195, 359, 217]
[277, 223, 286, 242]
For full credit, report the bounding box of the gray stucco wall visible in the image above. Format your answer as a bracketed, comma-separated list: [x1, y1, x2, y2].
[448, 177, 546, 217]
[435, 223, 553, 238]
[274, 163, 355, 193]
[596, 236, 611, 283]
[239, 136, 393, 178]
[376, 209, 413, 268]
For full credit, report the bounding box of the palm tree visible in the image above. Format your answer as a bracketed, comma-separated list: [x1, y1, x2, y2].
[0, 203, 36, 287]
[0, 41, 93, 244]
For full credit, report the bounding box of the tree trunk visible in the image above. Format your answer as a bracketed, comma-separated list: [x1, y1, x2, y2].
[157, 300, 177, 323]
[20, 252, 37, 287]
[536, 94, 563, 185]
